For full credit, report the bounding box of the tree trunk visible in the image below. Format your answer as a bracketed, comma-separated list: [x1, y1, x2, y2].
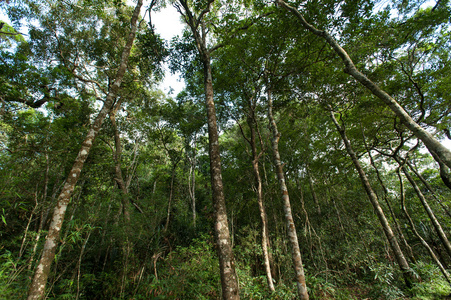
[329, 110, 418, 288]
[75, 230, 92, 300]
[306, 166, 321, 215]
[189, 155, 197, 227]
[26, 2, 143, 299]
[20, 185, 39, 259]
[203, 55, 240, 300]
[176, 2, 240, 298]
[110, 99, 131, 222]
[400, 162, 451, 259]
[363, 135, 416, 264]
[247, 116, 275, 292]
[276, 0, 451, 173]
[407, 161, 451, 218]
[164, 163, 177, 232]
[267, 88, 309, 299]
[109, 100, 135, 295]
[397, 168, 451, 285]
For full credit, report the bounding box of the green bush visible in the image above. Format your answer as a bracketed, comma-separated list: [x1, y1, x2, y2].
[410, 261, 451, 300]
[0, 250, 30, 300]
[143, 234, 221, 299]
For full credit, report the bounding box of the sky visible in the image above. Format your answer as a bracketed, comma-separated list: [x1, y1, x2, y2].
[150, 4, 186, 96]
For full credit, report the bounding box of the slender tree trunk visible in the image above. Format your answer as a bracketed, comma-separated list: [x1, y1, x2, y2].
[109, 100, 136, 295]
[397, 168, 451, 285]
[176, 2, 240, 298]
[26, 153, 50, 265]
[247, 116, 275, 292]
[254, 160, 275, 292]
[297, 181, 315, 268]
[188, 155, 196, 227]
[75, 230, 92, 300]
[26, 2, 143, 299]
[399, 162, 451, 259]
[276, 0, 451, 172]
[30, 170, 61, 271]
[203, 56, 240, 300]
[329, 110, 418, 288]
[20, 185, 39, 259]
[306, 166, 321, 215]
[267, 88, 309, 299]
[164, 164, 177, 232]
[110, 99, 131, 222]
[298, 178, 327, 270]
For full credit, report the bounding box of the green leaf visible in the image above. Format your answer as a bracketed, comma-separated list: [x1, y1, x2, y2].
[0, 21, 26, 44]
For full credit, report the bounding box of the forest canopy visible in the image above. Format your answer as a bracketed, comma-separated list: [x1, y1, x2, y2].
[1, 0, 451, 299]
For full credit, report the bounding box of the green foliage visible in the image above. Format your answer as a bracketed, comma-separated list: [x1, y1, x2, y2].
[0, 21, 26, 45]
[365, 262, 406, 300]
[1, 0, 451, 299]
[0, 251, 30, 299]
[237, 267, 296, 299]
[409, 262, 451, 299]
[144, 235, 221, 299]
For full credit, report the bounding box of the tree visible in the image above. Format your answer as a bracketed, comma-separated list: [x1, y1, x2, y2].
[174, 1, 240, 298]
[329, 108, 418, 287]
[267, 85, 309, 299]
[276, 0, 451, 177]
[27, 1, 144, 298]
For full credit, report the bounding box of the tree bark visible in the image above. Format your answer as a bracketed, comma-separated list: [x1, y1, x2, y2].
[329, 110, 418, 288]
[276, 0, 451, 173]
[110, 99, 131, 222]
[247, 115, 275, 292]
[26, 2, 143, 299]
[176, 1, 240, 298]
[267, 88, 309, 299]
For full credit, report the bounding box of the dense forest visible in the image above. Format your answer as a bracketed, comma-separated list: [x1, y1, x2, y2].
[1, 0, 451, 299]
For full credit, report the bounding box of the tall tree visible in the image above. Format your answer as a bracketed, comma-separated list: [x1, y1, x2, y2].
[267, 84, 309, 299]
[396, 162, 451, 285]
[27, 1, 143, 298]
[174, 1, 240, 298]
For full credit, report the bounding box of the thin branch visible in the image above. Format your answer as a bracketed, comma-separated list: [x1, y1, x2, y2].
[196, 0, 215, 29]
[237, 119, 252, 145]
